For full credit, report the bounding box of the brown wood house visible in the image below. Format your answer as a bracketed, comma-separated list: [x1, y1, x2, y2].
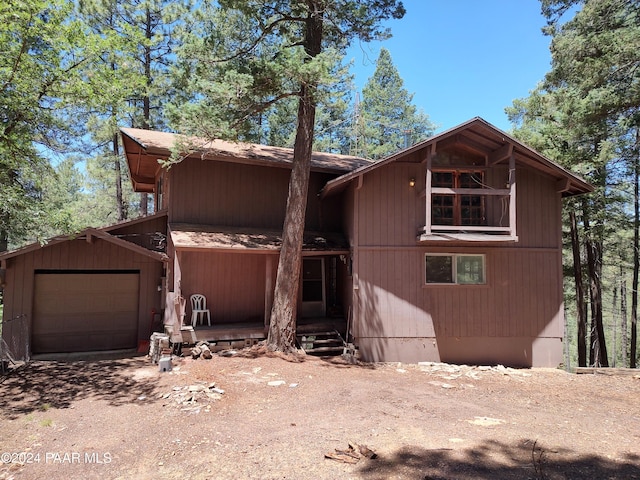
[0, 118, 592, 366]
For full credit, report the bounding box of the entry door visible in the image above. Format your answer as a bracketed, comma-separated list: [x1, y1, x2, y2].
[301, 258, 325, 317]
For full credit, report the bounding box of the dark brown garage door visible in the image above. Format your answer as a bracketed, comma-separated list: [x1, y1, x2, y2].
[32, 272, 139, 353]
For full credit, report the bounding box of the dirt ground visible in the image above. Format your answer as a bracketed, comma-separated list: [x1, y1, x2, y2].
[0, 348, 639, 480]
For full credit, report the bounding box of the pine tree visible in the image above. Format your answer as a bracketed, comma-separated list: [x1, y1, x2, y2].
[0, 0, 114, 248]
[170, 0, 406, 353]
[359, 48, 435, 159]
[510, 0, 640, 367]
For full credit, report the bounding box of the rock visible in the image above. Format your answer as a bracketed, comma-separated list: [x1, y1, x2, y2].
[201, 343, 213, 359]
[267, 380, 286, 387]
[467, 416, 505, 426]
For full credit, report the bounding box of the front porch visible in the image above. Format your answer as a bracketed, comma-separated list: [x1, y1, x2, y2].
[166, 316, 348, 354]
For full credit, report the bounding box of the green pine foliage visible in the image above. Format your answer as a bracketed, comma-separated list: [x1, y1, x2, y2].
[509, 0, 640, 367]
[358, 48, 436, 159]
[0, 0, 116, 248]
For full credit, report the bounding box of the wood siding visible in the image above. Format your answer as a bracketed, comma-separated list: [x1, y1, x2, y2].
[178, 251, 273, 324]
[1, 238, 163, 360]
[168, 159, 342, 232]
[175, 251, 349, 326]
[351, 159, 566, 366]
[355, 163, 561, 249]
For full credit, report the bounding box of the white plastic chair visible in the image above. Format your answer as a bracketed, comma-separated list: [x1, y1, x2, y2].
[190, 294, 211, 327]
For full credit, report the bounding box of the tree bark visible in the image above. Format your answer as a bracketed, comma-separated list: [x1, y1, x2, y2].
[621, 270, 628, 367]
[631, 129, 639, 368]
[570, 209, 588, 367]
[113, 131, 127, 222]
[139, 5, 152, 217]
[267, 3, 323, 352]
[0, 228, 7, 253]
[582, 197, 608, 367]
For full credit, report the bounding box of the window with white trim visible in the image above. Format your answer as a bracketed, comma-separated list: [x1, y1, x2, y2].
[432, 170, 486, 226]
[425, 254, 486, 285]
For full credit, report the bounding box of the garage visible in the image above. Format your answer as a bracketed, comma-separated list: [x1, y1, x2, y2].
[32, 271, 140, 354]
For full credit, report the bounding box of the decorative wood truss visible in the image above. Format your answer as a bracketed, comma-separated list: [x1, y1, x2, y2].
[420, 139, 517, 242]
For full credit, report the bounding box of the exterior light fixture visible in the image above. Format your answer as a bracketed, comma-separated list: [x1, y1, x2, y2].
[409, 178, 416, 187]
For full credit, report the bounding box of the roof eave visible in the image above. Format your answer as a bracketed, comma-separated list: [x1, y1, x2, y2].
[0, 227, 168, 263]
[321, 117, 594, 198]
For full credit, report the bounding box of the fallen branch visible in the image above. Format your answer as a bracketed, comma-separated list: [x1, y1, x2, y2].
[325, 442, 377, 464]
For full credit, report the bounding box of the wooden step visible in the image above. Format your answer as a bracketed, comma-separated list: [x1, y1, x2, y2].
[304, 346, 345, 354]
[297, 332, 345, 340]
[297, 329, 345, 356]
[306, 338, 343, 345]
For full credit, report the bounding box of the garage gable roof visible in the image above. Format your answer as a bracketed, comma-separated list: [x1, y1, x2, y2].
[0, 226, 168, 263]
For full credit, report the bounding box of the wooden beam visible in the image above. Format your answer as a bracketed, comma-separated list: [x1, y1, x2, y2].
[557, 177, 572, 193]
[437, 134, 491, 155]
[574, 367, 640, 377]
[421, 143, 433, 164]
[86, 232, 93, 244]
[431, 187, 511, 196]
[425, 146, 433, 235]
[430, 225, 512, 232]
[457, 135, 492, 155]
[509, 152, 517, 238]
[86, 228, 169, 262]
[264, 255, 274, 328]
[488, 144, 513, 166]
[136, 150, 142, 176]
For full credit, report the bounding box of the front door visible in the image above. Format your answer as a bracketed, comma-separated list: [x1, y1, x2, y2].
[301, 258, 325, 317]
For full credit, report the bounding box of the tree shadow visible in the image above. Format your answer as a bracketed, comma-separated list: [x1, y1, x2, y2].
[230, 343, 378, 369]
[356, 440, 640, 479]
[0, 356, 159, 419]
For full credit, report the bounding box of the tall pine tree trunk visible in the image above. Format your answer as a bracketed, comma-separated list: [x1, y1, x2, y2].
[139, 5, 152, 217]
[267, 4, 323, 352]
[113, 131, 127, 222]
[582, 197, 608, 367]
[631, 129, 640, 368]
[570, 209, 588, 367]
[621, 269, 628, 367]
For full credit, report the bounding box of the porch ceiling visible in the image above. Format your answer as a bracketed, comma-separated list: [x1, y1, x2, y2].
[170, 224, 349, 253]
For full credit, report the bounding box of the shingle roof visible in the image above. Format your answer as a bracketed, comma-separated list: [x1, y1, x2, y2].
[120, 128, 371, 193]
[170, 223, 349, 253]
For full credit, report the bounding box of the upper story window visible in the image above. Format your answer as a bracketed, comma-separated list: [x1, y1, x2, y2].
[432, 171, 486, 226]
[421, 145, 517, 242]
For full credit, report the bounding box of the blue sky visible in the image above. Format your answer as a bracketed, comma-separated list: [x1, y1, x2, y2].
[346, 0, 553, 133]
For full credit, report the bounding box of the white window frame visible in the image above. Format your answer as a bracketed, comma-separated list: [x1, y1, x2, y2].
[425, 253, 486, 285]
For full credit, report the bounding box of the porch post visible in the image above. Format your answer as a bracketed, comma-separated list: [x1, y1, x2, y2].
[509, 151, 517, 238]
[424, 144, 434, 235]
[265, 255, 274, 328]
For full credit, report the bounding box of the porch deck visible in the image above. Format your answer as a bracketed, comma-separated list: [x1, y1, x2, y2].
[166, 317, 347, 347]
